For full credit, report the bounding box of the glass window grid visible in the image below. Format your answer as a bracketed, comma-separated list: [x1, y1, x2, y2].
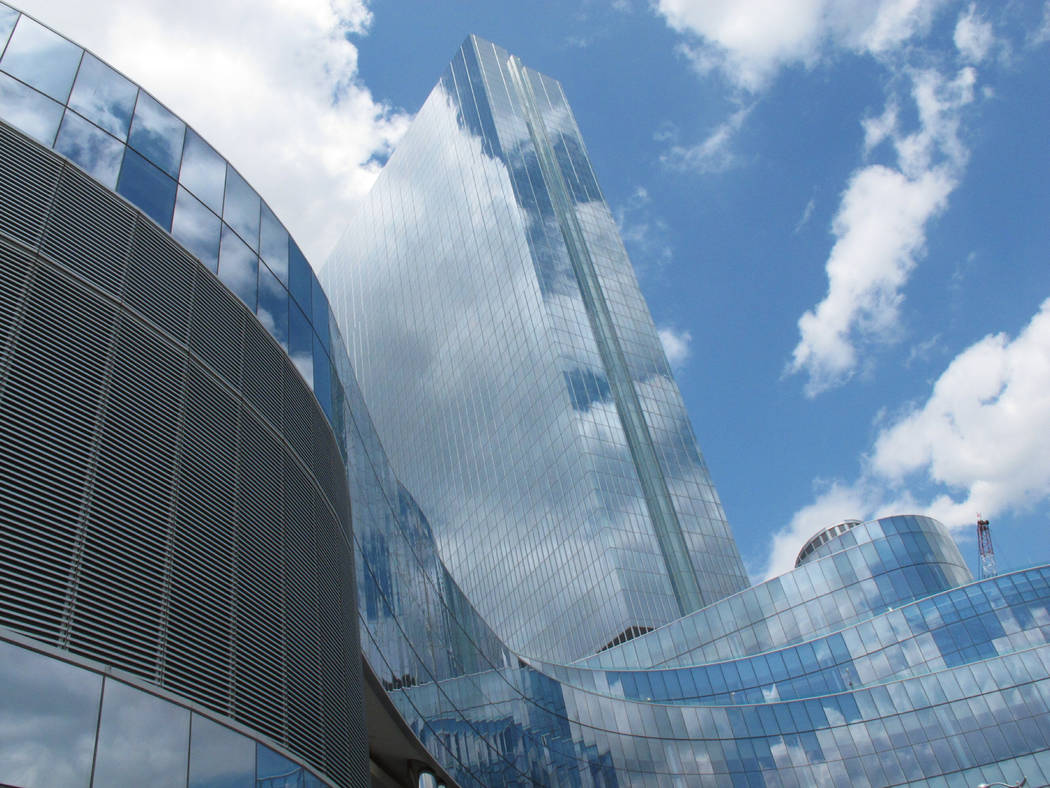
[0, 637, 331, 787]
[583, 516, 973, 671]
[0, 4, 339, 448]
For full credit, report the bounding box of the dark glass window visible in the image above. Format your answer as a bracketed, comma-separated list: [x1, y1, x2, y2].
[222, 165, 260, 248]
[92, 679, 190, 788]
[55, 110, 124, 188]
[311, 275, 331, 353]
[288, 240, 312, 313]
[128, 91, 184, 178]
[258, 261, 289, 350]
[257, 745, 312, 788]
[179, 129, 226, 213]
[0, 70, 63, 144]
[171, 186, 221, 272]
[313, 335, 332, 420]
[117, 147, 177, 229]
[218, 224, 258, 310]
[0, 6, 17, 51]
[66, 52, 137, 140]
[289, 300, 313, 387]
[188, 713, 254, 788]
[0, 640, 101, 788]
[0, 14, 82, 102]
[259, 202, 289, 284]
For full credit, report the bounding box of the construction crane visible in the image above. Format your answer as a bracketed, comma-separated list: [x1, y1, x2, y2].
[977, 515, 997, 580]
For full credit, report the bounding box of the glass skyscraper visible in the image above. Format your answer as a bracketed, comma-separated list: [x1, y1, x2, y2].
[323, 36, 749, 662]
[1, 6, 1048, 787]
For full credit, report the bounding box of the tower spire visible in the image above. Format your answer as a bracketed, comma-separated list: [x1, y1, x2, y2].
[977, 515, 997, 579]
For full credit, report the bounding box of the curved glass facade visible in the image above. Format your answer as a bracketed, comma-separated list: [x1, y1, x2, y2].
[0, 4, 342, 427]
[0, 633, 329, 788]
[0, 116, 364, 785]
[1, 6, 1048, 788]
[579, 515, 974, 670]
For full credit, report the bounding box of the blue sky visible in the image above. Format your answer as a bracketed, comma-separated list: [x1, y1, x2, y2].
[23, 0, 1050, 581]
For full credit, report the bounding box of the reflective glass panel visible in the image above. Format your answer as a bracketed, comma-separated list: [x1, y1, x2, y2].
[128, 91, 184, 177]
[117, 147, 177, 229]
[258, 261, 289, 350]
[218, 224, 258, 310]
[288, 240, 312, 313]
[311, 276, 330, 353]
[67, 52, 137, 140]
[0, 14, 81, 102]
[0, 70, 62, 144]
[259, 202, 288, 284]
[313, 335, 332, 419]
[54, 110, 123, 188]
[179, 128, 226, 213]
[171, 186, 221, 272]
[257, 745, 308, 788]
[188, 713, 254, 788]
[222, 165, 260, 248]
[0, 6, 17, 51]
[0, 640, 101, 788]
[93, 679, 190, 788]
[289, 300, 313, 387]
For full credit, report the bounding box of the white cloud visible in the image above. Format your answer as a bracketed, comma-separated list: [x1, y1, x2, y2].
[16, 0, 409, 265]
[862, 100, 899, 154]
[660, 104, 751, 173]
[794, 197, 816, 233]
[787, 66, 976, 396]
[658, 326, 693, 369]
[954, 4, 995, 63]
[788, 163, 954, 394]
[871, 299, 1050, 518]
[1031, 2, 1050, 46]
[763, 299, 1050, 579]
[654, 0, 946, 92]
[615, 186, 673, 276]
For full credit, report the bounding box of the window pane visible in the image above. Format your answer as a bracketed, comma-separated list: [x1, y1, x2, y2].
[259, 202, 288, 284]
[0, 70, 63, 145]
[92, 679, 189, 788]
[218, 224, 258, 310]
[171, 186, 221, 272]
[311, 275, 331, 353]
[0, 14, 82, 102]
[179, 128, 226, 213]
[188, 713, 254, 788]
[258, 261, 289, 350]
[0, 6, 18, 51]
[55, 110, 124, 188]
[0, 640, 101, 788]
[67, 52, 137, 140]
[128, 91, 184, 178]
[117, 147, 177, 229]
[257, 745, 310, 788]
[289, 300, 313, 387]
[222, 166, 260, 248]
[288, 240, 312, 313]
[313, 334, 332, 419]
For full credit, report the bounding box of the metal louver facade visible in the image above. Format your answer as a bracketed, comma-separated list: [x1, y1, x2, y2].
[0, 119, 367, 787]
